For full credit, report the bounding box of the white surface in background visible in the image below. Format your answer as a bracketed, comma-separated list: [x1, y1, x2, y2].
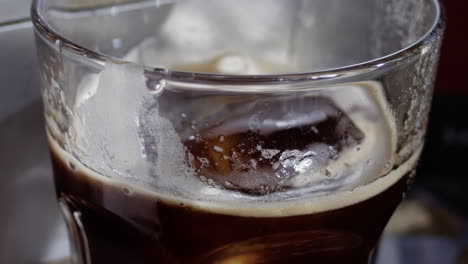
[40, 223, 70, 263]
[0, 0, 32, 23]
[0, 21, 40, 122]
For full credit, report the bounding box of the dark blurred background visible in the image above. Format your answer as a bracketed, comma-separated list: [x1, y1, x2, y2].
[418, 0, 468, 215]
[0, 0, 467, 263]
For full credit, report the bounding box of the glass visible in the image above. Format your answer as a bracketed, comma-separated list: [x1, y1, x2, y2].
[32, 0, 444, 263]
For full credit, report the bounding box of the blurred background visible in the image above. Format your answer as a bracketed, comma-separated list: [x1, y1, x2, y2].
[0, 0, 467, 263]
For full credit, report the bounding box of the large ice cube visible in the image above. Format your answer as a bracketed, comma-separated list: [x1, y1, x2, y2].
[72, 62, 147, 178]
[183, 95, 365, 195]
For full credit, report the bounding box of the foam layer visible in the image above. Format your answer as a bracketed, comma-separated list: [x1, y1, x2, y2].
[49, 134, 420, 217]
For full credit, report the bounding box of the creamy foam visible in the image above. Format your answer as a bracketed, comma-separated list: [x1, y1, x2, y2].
[49, 133, 419, 217]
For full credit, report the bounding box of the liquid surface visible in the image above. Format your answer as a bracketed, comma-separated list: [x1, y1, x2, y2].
[51, 135, 417, 264]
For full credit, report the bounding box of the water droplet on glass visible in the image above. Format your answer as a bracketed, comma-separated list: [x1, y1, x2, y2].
[219, 136, 225, 142]
[421, 45, 430, 55]
[148, 79, 166, 95]
[54, 39, 62, 53]
[181, 113, 187, 118]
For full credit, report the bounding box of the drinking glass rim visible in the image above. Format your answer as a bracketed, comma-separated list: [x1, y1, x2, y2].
[31, 0, 444, 85]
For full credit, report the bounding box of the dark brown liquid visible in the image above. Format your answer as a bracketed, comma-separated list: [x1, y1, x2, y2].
[51, 148, 409, 264]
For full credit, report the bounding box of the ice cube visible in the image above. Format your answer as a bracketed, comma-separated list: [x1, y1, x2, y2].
[72, 62, 147, 177]
[183, 95, 364, 195]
